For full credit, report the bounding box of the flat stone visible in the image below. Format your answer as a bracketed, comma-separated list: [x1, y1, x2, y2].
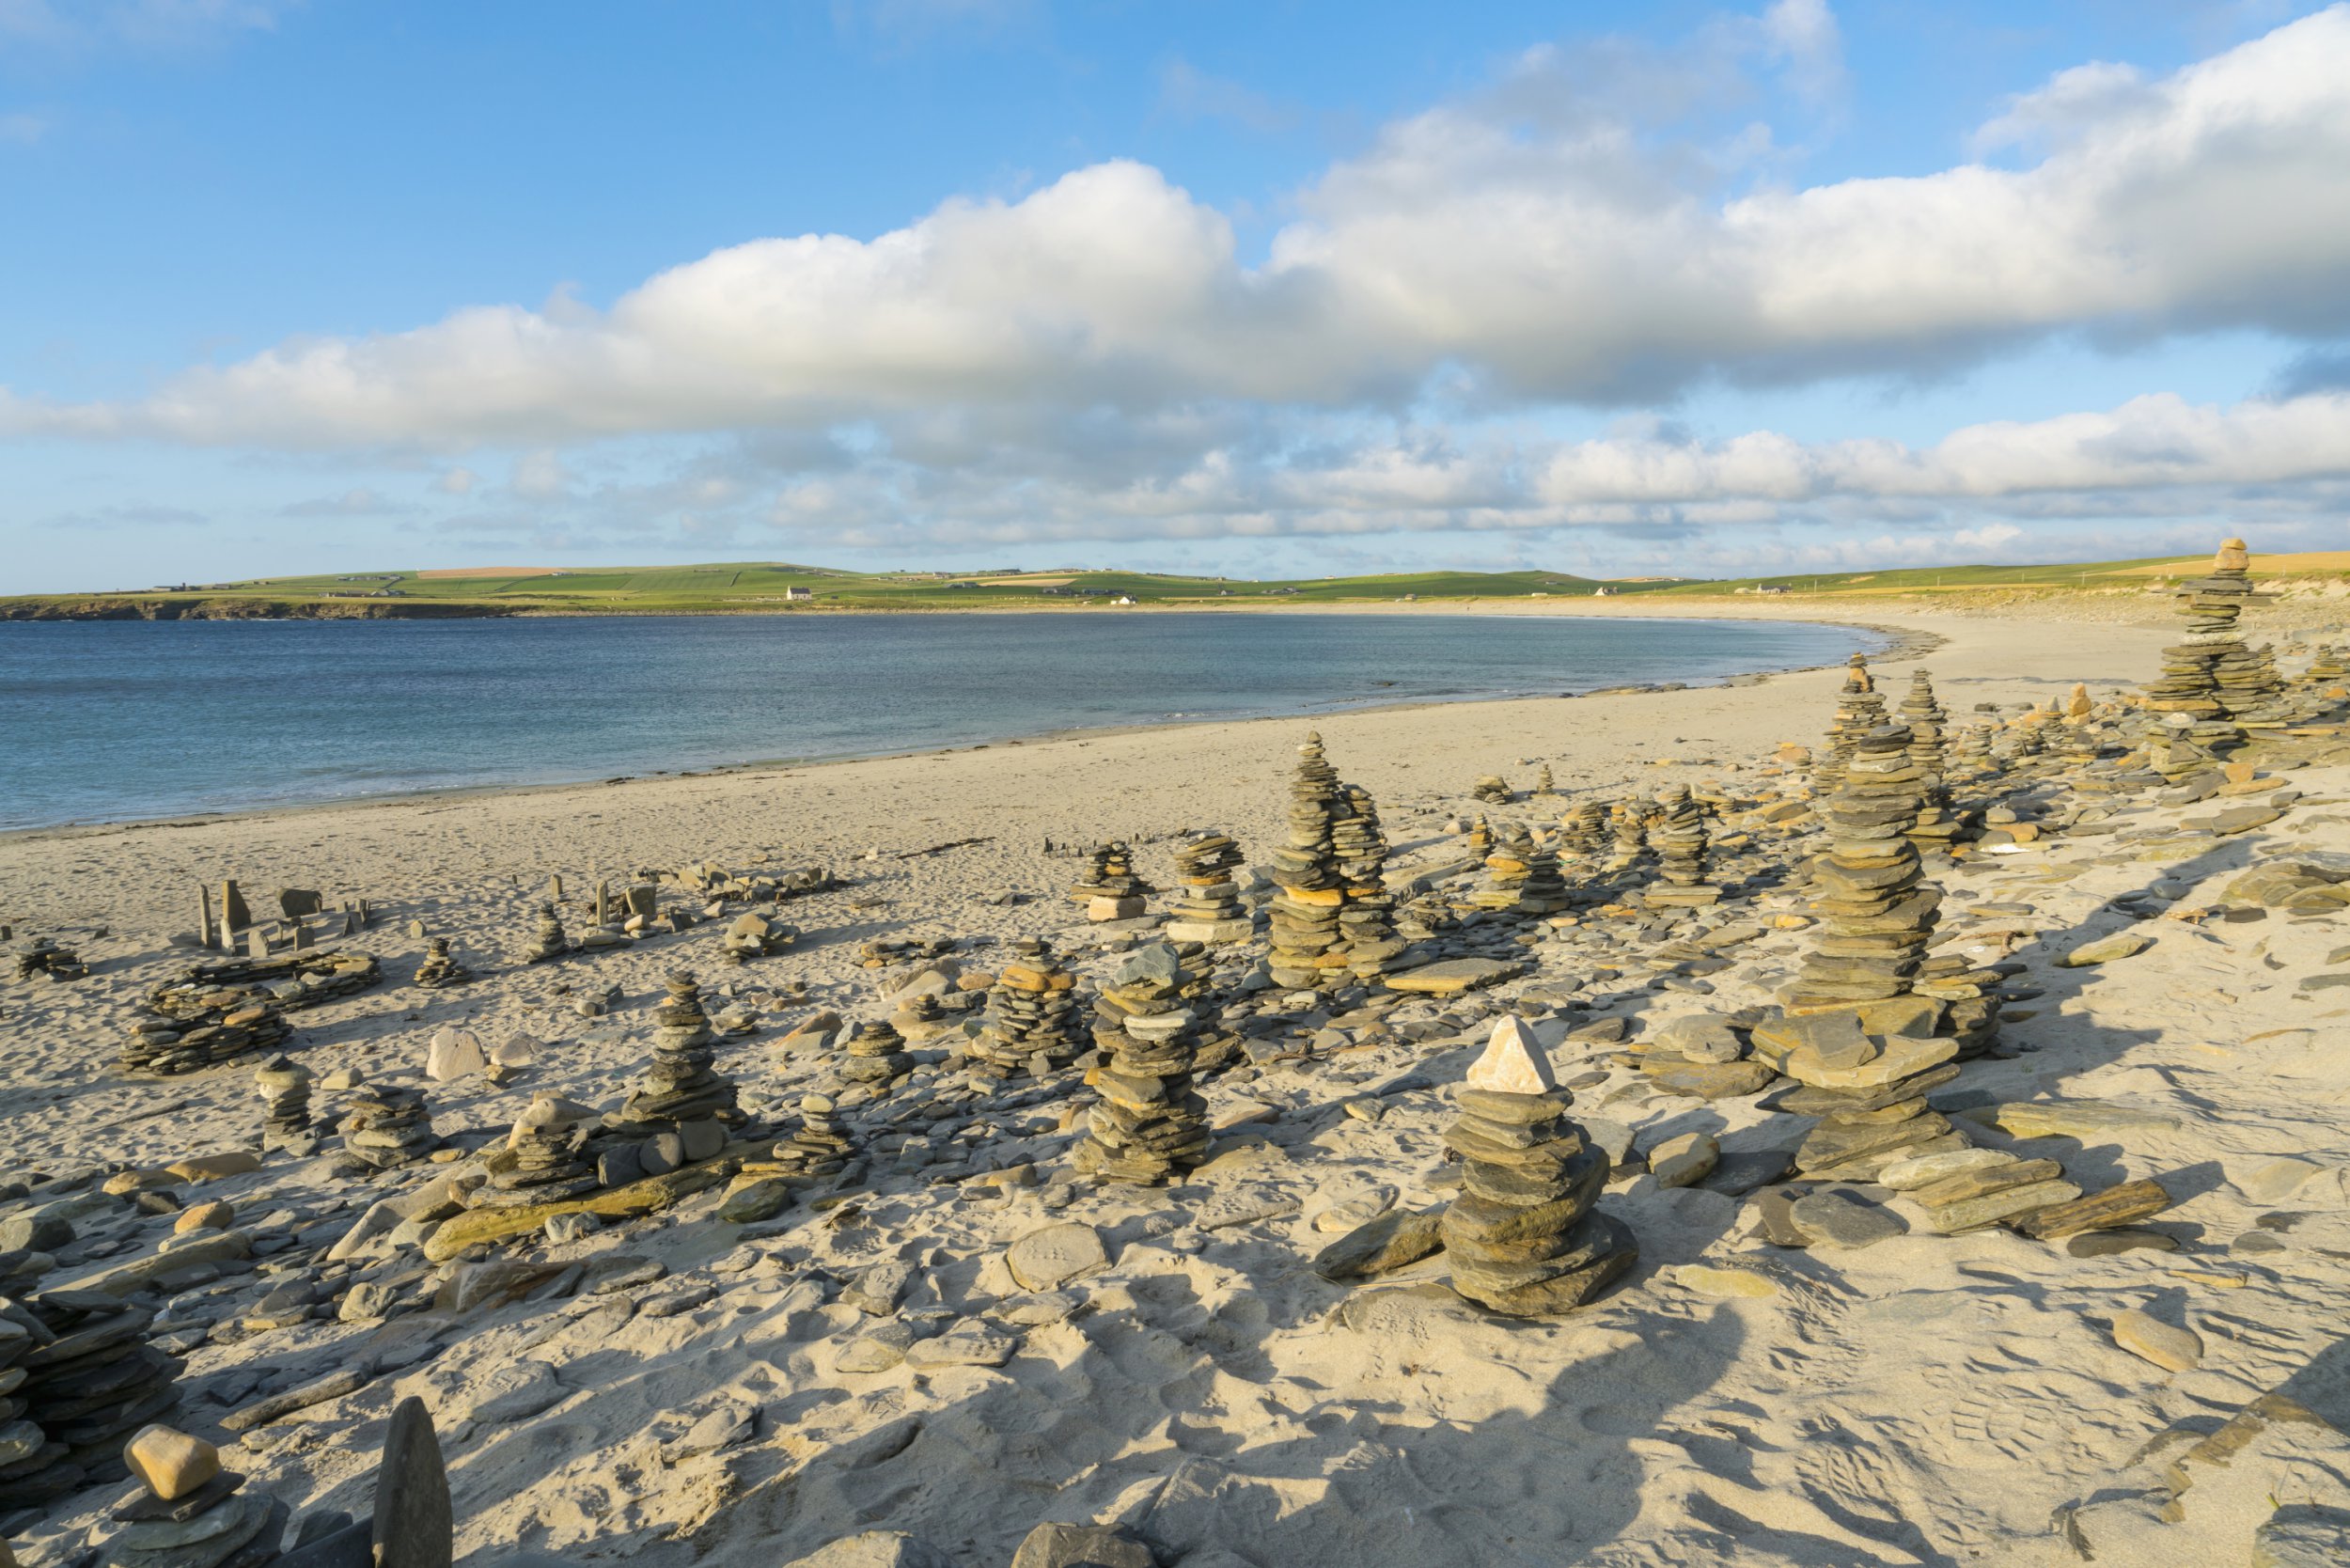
[1699, 1150, 1793, 1196]
[1646, 1059, 1776, 1099]
[1386, 958, 1523, 996]
[453, 1360, 565, 1424]
[901, 1323, 1018, 1369]
[2235, 1157, 2325, 1204]
[1964, 1100, 2182, 1140]
[1878, 1148, 2015, 1191]
[1310, 1208, 1446, 1282]
[2059, 932, 2154, 967]
[1673, 1262, 1780, 1299]
[1005, 1223, 1108, 1292]
[2013, 1180, 2171, 1239]
[1789, 1190, 1906, 1248]
[2252, 1505, 2350, 1568]
[1648, 1133, 1719, 1189]
[1009, 1523, 1153, 1568]
[1923, 1178, 2081, 1233]
[2110, 1308, 2201, 1372]
[2066, 1228, 2179, 1258]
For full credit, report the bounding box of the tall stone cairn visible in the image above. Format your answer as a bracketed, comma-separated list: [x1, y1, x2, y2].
[1900, 670, 1962, 848]
[2143, 538, 2260, 775]
[1642, 785, 1718, 907]
[968, 938, 1086, 1081]
[1465, 815, 1495, 857]
[1074, 944, 1208, 1184]
[618, 972, 739, 1132]
[1165, 832, 1252, 945]
[256, 1054, 314, 1153]
[1332, 784, 1406, 979]
[1814, 653, 1886, 794]
[1439, 1018, 1637, 1316]
[1785, 723, 1939, 1012]
[520, 902, 571, 964]
[1267, 733, 1348, 990]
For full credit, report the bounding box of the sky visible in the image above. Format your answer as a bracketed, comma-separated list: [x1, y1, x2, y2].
[3, 0, 2348, 590]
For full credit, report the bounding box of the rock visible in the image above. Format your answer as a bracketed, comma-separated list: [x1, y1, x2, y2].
[172, 1201, 235, 1234]
[1877, 1149, 2014, 1190]
[423, 1162, 733, 1262]
[166, 1152, 262, 1183]
[1385, 957, 1523, 996]
[2110, 1308, 2201, 1372]
[836, 1325, 916, 1374]
[1647, 1132, 1719, 1189]
[1965, 1100, 2182, 1139]
[374, 1396, 453, 1568]
[1673, 1263, 1780, 1299]
[902, 1323, 1018, 1369]
[2252, 1504, 2350, 1568]
[2235, 1157, 2324, 1203]
[1922, 1178, 2080, 1233]
[1009, 1523, 1154, 1568]
[1789, 1190, 1906, 1248]
[2066, 1228, 2179, 1258]
[1006, 1223, 1109, 1292]
[2012, 1179, 2171, 1239]
[1310, 1208, 1445, 1282]
[1645, 1060, 1776, 1099]
[1310, 1187, 1398, 1233]
[844, 1262, 915, 1317]
[126, 1425, 221, 1501]
[666, 1403, 755, 1459]
[719, 1179, 795, 1224]
[425, 1027, 487, 1082]
[782, 1532, 961, 1568]
[1466, 1016, 1555, 1093]
[2059, 932, 2154, 967]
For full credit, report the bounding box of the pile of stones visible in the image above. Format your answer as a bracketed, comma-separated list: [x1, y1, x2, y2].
[1333, 784, 1407, 978]
[2306, 644, 2348, 690]
[771, 1094, 854, 1178]
[1642, 785, 1719, 907]
[412, 937, 470, 989]
[1606, 801, 1649, 872]
[1876, 1143, 2093, 1235]
[1074, 944, 1208, 1184]
[854, 936, 956, 971]
[1901, 672, 1964, 849]
[720, 911, 795, 964]
[1751, 1010, 1964, 1181]
[519, 904, 571, 964]
[1070, 843, 1154, 921]
[13, 938, 86, 982]
[480, 1095, 599, 1207]
[1164, 833, 1252, 945]
[1268, 734, 1347, 990]
[8, 1293, 181, 1501]
[1470, 825, 1535, 910]
[1531, 764, 1558, 796]
[967, 942, 1085, 1081]
[104, 1427, 288, 1568]
[1559, 801, 1609, 862]
[255, 1056, 314, 1154]
[2142, 539, 2263, 773]
[1439, 1019, 1637, 1315]
[1511, 840, 1569, 915]
[338, 1085, 440, 1172]
[1814, 654, 1887, 794]
[1464, 816, 1495, 857]
[838, 1020, 913, 1089]
[886, 991, 953, 1045]
[122, 1003, 290, 1077]
[1784, 723, 1937, 1013]
[615, 973, 739, 1150]
[129, 952, 381, 1074]
[1471, 776, 1513, 805]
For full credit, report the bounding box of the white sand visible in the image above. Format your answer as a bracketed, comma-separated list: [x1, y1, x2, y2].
[3, 600, 2347, 1568]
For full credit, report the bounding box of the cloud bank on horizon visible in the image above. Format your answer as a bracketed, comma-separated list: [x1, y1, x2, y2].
[7, 1, 2350, 581]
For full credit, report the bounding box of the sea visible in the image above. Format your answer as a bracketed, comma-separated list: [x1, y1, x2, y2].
[0, 612, 1880, 831]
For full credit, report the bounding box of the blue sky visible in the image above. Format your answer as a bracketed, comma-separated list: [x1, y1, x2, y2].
[3, 0, 2346, 589]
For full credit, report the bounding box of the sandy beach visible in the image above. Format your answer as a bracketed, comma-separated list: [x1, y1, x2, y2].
[2, 597, 2347, 1568]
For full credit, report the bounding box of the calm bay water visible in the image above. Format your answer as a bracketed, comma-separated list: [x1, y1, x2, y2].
[0, 612, 1877, 831]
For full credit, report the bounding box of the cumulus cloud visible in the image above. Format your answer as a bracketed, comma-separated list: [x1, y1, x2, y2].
[9, 6, 2350, 451]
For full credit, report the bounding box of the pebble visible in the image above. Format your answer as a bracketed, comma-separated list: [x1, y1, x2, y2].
[2110, 1308, 2202, 1372]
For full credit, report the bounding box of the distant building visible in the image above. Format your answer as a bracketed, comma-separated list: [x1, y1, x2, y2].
[1592, 586, 1618, 597]
[785, 586, 813, 601]
[1112, 595, 1137, 605]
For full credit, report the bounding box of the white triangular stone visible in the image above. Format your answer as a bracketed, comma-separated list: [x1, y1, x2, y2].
[1466, 1016, 1555, 1094]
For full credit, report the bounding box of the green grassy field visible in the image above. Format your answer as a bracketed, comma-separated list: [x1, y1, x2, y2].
[5, 551, 2342, 620]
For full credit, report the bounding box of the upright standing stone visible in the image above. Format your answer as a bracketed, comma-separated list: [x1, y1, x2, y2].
[219, 881, 251, 934]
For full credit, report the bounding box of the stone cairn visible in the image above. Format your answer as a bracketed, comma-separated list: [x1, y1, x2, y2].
[887, 990, 952, 1045]
[1531, 764, 1558, 796]
[772, 1094, 854, 1178]
[1074, 944, 1208, 1184]
[1559, 800, 1609, 864]
[126, 952, 379, 1075]
[1605, 800, 1649, 873]
[1512, 838, 1569, 915]
[1900, 671, 1963, 849]
[1784, 723, 1939, 1016]
[838, 1019, 913, 1090]
[122, 1003, 290, 1077]
[107, 1427, 288, 1568]
[519, 903, 571, 964]
[255, 1056, 314, 1154]
[1268, 734, 1347, 991]
[1641, 785, 1719, 907]
[616, 973, 739, 1154]
[4, 1294, 181, 1506]
[1469, 824, 1535, 911]
[1752, 1009, 1965, 1183]
[338, 1084, 439, 1172]
[2143, 538, 2262, 775]
[968, 940, 1085, 1081]
[481, 1095, 599, 1207]
[1071, 843, 1154, 922]
[2306, 644, 2349, 691]
[1439, 1018, 1637, 1315]
[1813, 654, 1886, 794]
[1471, 775, 1513, 805]
[1164, 832, 1252, 945]
[720, 910, 794, 964]
[1464, 815, 1495, 857]
[1333, 784, 1406, 977]
[13, 938, 86, 982]
[411, 937, 470, 989]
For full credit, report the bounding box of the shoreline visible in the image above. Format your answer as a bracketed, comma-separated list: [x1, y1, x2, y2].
[1, 605, 1934, 843]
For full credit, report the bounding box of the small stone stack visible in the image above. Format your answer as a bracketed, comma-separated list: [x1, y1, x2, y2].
[838, 1020, 913, 1088]
[1751, 1011, 1966, 1181]
[1642, 786, 1719, 907]
[968, 941, 1086, 1080]
[339, 1085, 439, 1171]
[721, 910, 794, 964]
[887, 990, 952, 1044]
[1785, 723, 1937, 1012]
[1164, 833, 1252, 945]
[1471, 776, 1512, 806]
[2142, 538, 2261, 771]
[1949, 723, 1992, 779]
[1531, 765, 1558, 797]
[1512, 838, 1569, 917]
[1470, 825, 1536, 910]
[618, 973, 739, 1134]
[15, 1296, 180, 1492]
[1814, 654, 1887, 793]
[103, 1427, 287, 1568]
[14, 938, 86, 982]
[1331, 785, 1406, 978]
[2306, 644, 2349, 691]
[1074, 944, 1208, 1184]
[412, 937, 470, 989]
[255, 1056, 314, 1154]
[1606, 800, 1649, 872]
[1268, 733, 1347, 991]
[481, 1095, 599, 1205]
[1439, 1019, 1637, 1316]
[1464, 816, 1495, 857]
[1559, 801, 1609, 864]
[771, 1094, 854, 1177]
[520, 903, 571, 964]
[1900, 671, 1962, 848]
[1071, 843, 1154, 922]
